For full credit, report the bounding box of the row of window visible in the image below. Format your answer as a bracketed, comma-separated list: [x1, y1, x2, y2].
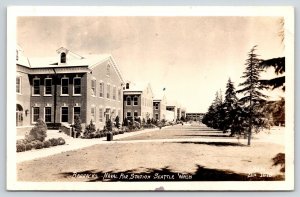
[30, 77, 82, 96]
[126, 111, 139, 118]
[90, 107, 121, 123]
[91, 79, 121, 101]
[126, 96, 139, 106]
[32, 106, 121, 124]
[32, 106, 81, 123]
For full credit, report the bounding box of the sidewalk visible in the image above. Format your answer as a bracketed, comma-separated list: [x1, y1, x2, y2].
[16, 126, 162, 163]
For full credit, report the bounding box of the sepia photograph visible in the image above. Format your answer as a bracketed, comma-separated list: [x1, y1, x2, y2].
[7, 6, 294, 191]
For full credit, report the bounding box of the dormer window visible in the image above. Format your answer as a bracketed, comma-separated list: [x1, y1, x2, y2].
[60, 52, 66, 63]
[126, 83, 129, 89]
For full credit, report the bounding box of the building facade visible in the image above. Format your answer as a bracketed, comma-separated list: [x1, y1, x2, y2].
[123, 83, 154, 121]
[186, 113, 205, 121]
[153, 95, 167, 121]
[16, 46, 124, 129]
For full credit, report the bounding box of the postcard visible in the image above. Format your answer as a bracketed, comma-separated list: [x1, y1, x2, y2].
[7, 6, 294, 191]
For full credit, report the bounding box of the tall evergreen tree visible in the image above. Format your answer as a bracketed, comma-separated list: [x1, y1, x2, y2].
[237, 45, 268, 145]
[223, 78, 238, 134]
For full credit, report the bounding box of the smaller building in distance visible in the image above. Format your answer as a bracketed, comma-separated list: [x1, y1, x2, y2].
[123, 82, 154, 122]
[153, 94, 167, 121]
[186, 113, 205, 122]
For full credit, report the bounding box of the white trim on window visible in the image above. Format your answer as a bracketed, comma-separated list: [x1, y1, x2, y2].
[32, 107, 40, 124]
[91, 79, 96, 97]
[44, 106, 52, 123]
[61, 77, 69, 96]
[126, 96, 131, 106]
[32, 78, 40, 96]
[61, 106, 69, 123]
[44, 78, 52, 96]
[16, 76, 22, 94]
[99, 81, 104, 98]
[73, 77, 82, 96]
[133, 96, 138, 106]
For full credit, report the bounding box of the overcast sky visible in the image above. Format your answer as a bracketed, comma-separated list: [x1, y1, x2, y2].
[17, 16, 284, 113]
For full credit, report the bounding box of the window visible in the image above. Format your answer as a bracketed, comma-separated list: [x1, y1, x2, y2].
[107, 84, 110, 99]
[134, 111, 138, 117]
[61, 52, 66, 63]
[74, 107, 81, 121]
[91, 107, 96, 122]
[126, 83, 129, 89]
[61, 78, 69, 95]
[126, 96, 131, 106]
[106, 64, 110, 76]
[99, 108, 103, 122]
[99, 82, 104, 97]
[33, 107, 39, 122]
[155, 103, 159, 110]
[73, 78, 81, 95]
[155, 113, 159, 120]
[16, 76, 21, 94]
[61, 107, 69, 122]
[45, 107, 52, 122]
[91, 79, 96, 96]
[118, 89, 121, 101]
[33, 78, 40, 95]
[126, 111, 132, 118]
[133, 97, 138, 106]
[44, 78, 52, 95]
[113, 86, 116, 100]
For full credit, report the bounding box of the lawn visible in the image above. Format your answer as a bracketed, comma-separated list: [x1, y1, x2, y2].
[17, 140, 284, 182]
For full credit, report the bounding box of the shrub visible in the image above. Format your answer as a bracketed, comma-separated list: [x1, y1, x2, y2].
[29, 119, 47, 142]
[25, 134, 35, 143]
[43, 140, 51, 148]
[35, 141, 44, 149]
[25, 143, 32, 151]
[16, 143, 26, 152]
[57, 137, 66, 145]
[83, 120, 96, 138]
[30, 140, 40, 149]
[115, 116, 121, 129]
[73, 115, 82, 135]
[49, 138, 58, 146]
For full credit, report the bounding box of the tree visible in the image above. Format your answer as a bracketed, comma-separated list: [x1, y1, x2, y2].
[237, 46, 268, 145]
[73, 115, 82, 134]
[115, 116, 120, 129]
[28, 119, 47, 142]
[223, 78, 239, 134]
[105, 119, 112, 131]
[123, 117, 129, 127]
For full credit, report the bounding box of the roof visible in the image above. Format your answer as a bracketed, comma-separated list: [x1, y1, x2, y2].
[16, 46, 124, 83]
[16, 45, 30, 67]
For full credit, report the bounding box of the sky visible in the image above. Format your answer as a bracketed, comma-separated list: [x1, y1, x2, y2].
[17, 16, 284, 113]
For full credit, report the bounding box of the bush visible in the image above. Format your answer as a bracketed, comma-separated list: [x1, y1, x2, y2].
[25, 143, 32, 151]
[25, 134, 35, 143]
[49, 138, 58, 146]
[16, 143, 26, 152]
[43, 140, 51, 148]
[29, 119, 47, 142]
[83, 120, 96, 138]
[35, 141, 44, 149]
[57, 137, 66, 145]
[30, 140, 40, 149]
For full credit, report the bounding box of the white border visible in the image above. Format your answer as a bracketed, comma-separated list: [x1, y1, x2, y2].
[7, 6, 294, 191]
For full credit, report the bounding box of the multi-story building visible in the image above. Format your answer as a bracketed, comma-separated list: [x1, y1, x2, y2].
[16, 46, 124, 130]
[123, 82, 154, 121]
[186, 113, 205, 121]
[153, 95, 167, 121]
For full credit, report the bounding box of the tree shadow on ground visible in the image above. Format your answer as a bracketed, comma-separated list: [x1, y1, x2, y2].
[175, 134, 233, 138]
[58, 164, 284, 182]
[172, 141, 245, 147]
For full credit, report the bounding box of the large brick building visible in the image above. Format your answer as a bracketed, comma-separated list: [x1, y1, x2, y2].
[16, 46, 124, 129]
[123, 82, 154, 121]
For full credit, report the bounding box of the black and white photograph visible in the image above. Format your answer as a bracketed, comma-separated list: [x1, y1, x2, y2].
[7, 6, 294, 191]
